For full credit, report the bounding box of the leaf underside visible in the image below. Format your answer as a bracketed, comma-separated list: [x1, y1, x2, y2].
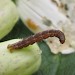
[1, 20, 75, 75]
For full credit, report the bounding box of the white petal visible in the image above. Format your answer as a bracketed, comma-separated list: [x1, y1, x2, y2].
[16, 0, 75, 54]
[60, 48, 75, 54]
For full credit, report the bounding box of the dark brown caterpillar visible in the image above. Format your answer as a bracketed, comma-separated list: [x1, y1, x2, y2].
[7, 30, 65, 51]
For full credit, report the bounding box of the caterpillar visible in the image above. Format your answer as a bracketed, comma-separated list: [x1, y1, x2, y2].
[7, 30, 65, 51]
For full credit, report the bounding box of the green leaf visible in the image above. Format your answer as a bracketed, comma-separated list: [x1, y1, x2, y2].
[1, 20, 75, 75]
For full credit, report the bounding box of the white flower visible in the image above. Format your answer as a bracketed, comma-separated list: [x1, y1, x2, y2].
[15, 0, 75, 54]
